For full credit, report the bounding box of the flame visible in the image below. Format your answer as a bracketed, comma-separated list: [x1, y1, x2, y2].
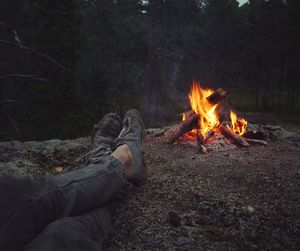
[184, 80, 220, 137]
[181, 80, 248, 143]
[228, 111, 247, 136]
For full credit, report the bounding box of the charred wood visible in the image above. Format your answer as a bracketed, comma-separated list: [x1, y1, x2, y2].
[243, 130, 269, 140]
[160, 88, 229, 144]
[219, 125, 250, 147]
[182, 88, 228, 119]
[207, 88, 228, 104]
[163, 114, 199, 144]
[202, 131, 216, 144]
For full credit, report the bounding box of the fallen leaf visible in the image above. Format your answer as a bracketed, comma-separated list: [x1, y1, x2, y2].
[51, 166, 64, 174]
[246, 205, 255, 213]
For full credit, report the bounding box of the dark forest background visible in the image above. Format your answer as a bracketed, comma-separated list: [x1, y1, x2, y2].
[0, 0, 299, 141]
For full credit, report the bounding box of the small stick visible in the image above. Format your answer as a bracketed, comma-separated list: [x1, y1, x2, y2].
[153, 127, 171, 137]
[197, 131, 208, 154]
[244, 138, 268, 145]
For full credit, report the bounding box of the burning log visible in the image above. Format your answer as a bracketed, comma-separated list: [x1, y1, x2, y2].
[181, 110, 196, 120]
[163, 114, 199, 144]
[207, 88, 228, 105]
[202, 131, 216, 144]
[182, 88, 228, 119]
[162, 88, 229, 144]
[154, 80, 269, 152]
[219, 125, 250, 147]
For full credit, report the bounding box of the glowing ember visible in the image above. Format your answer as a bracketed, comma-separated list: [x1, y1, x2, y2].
[227, 111, 248, 136]
[183, 80, 220, 138]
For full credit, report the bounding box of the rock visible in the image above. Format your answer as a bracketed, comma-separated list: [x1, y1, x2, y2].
[243, 130, 269, 140]
[195, 215, 211, 225]
[0, 141, 24, 161]
[24, 137, 90, 153]
[247, 123, 300, 140]
[142, 235, 162, 247]
[0, 160, 40, 176]
[174, 237, 194, 246]
[0, 137, 90, 178]
[26, 139, 63, 151]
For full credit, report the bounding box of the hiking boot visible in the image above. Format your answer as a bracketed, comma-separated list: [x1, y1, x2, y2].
[115, 109, 146, 186]
[85, 113, 122, 163]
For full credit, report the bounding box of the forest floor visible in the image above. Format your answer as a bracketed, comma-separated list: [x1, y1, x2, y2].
[0, 120, 299, 250]
[105, 136, 300, 251]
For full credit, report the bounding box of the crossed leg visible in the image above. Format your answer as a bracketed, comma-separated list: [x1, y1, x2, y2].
[0, 110, 146, 251]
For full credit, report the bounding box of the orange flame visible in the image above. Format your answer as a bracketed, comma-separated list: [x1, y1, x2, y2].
[228, 111, 247, 136]
[181, 81, 248, 142]
[184, 80, 220, 137]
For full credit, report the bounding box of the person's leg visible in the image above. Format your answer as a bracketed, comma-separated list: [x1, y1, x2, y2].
[115, 109, 146, 185]
[22, 110, 146, 251]
[22, 207, 112, 251]
[0, 110, 146, 251]
[0, 113, 127, 251]
[51, 154, 126, 216]
[22, 144, 135, 251]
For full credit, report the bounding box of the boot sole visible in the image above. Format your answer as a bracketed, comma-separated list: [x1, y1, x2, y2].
[127, 109, 147, 187]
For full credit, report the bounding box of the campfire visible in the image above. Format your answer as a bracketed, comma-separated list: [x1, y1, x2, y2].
[154, 80, 268, 153]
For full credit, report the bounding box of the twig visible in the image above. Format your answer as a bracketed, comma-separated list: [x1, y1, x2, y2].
[153, 127, 171, 137]
[0, 74, 49, 82]
[0, 21, 22, 45]
[244, 138, 268, 146]
[5, 112, 21, 138]
[197, 130, 208, 154]
[0, 39, 71, 72]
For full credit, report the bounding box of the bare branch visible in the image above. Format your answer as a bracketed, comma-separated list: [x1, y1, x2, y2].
[0, 74, 49, 82]
[5, 112, 21, 138]
[0, 21, 22, 45]
[0, 100, 17, 105]
[0, 39, 71, 72]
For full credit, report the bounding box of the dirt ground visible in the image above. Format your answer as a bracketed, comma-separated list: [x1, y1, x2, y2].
[105, 136, 300, 250]
[0, 130, 299, 250]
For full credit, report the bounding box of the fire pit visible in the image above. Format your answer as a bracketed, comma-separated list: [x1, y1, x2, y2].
[152, 80, 268, 153]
